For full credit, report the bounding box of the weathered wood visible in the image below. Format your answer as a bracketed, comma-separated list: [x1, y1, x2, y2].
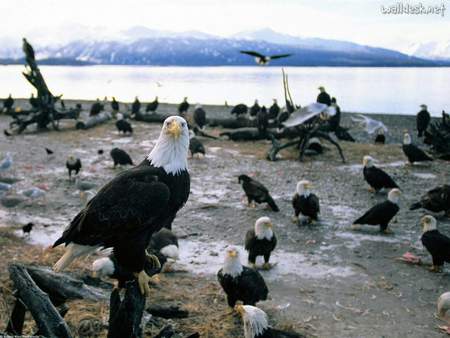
[208, 117, 256, 129]
[5, 298, 26, 335]
[146, 303, 189, 319]
[8, 264, 72, 338]
[76, 111, 112, 130]
[135, 111, 170, 123]
[153, 325, 176, 338]
[220, 128, 268, 141]
[108, 281, 145, 338]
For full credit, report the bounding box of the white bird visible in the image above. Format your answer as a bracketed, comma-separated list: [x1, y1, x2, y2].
[351, 114, 388, 135]
[0, 152, 13, 172]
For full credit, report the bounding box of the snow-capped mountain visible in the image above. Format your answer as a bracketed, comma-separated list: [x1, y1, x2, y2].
[0, 26, 446, 66]
[404, 41, 450, 61]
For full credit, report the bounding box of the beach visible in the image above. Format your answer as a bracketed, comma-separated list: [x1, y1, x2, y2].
[0, 99, 449, 337]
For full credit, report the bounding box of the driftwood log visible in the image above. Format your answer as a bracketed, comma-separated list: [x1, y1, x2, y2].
[76, 111, 112, 130]
[7, 264, 73, 338]
[146, 303, 189, 319]
[135, 111, 170, 123]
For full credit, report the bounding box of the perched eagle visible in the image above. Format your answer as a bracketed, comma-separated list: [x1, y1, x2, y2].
[250, 100, 261, 117]
[245, 217, 277, 270]
[115, 113, 133, 134]
[410, 185, 450, 216]
[178, 97, 189, 115]
[420, 215, 450, 273]
[146, 96, 159, 112]
[193, 104, 207, 130]
[292, 180, 320, 224]
[66, 155, 82, 180]
[235, 304, 305, 338]
[240, 51, 293, 66]
[402, 132, 433, 164]
[238, 175, 279, 212]
[217, 247, 268, 307]
[352, 188, 401, 233]
[231, 103, 248, 117]
[268, 99, 280, 120]
[362, 156, 398, 192]
[110, 147, 133, 167]
[53, 116, 190, 296]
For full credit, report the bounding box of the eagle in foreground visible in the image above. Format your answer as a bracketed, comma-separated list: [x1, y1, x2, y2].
[53, 116, 190, 296]
[238, 175, 279, 212]
[217, 247, 268, 308]
[352, 188, 401, 234]
[240, 51, 292, 66]
[362, 156, 398, 193]
[410, 185, 450, 216]
[420, 215, 450, 272]
[402, 132, 433, 164]
[245, 217, 277, 270]
[292, 180, 320, 224]
[235, 304, 305, 338]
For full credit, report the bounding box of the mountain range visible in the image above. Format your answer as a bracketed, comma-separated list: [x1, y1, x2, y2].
[1, 27, 448, 67]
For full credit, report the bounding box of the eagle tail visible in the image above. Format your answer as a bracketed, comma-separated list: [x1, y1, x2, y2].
[266, 195, 279, 212]
[409, 202, 422, 210]
[53, 243, 99, 272]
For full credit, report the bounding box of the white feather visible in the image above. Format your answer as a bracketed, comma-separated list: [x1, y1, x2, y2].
[160, 244, 179, 260]
[92, 257, 115, 276]
[241, 305, 269, 338]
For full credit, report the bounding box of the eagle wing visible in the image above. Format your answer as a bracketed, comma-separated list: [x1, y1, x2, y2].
[270, 53, 293, 59]
[54, 166, 171, 248]
[354, 201, 398, 225]
[245, 229, 257, 251]
[240, 50, 265, 58]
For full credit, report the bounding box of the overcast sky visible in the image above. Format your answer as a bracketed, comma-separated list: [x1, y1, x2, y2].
[1, 0, 449, 50]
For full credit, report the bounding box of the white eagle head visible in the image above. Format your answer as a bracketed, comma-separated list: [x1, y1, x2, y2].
[420, 215, 437, 233]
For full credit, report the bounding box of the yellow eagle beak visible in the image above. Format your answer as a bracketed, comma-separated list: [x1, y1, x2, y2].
[166, 121, 182, 138]
[267, 223, 273, 228]
[228, 250, 237, 257]
[234, 304, 245, 315]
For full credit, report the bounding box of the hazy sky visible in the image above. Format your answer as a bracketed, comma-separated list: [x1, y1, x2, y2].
[1, 0, 449, 50]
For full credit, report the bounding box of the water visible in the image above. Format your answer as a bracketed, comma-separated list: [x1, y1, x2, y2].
[1, 65, 449, 116]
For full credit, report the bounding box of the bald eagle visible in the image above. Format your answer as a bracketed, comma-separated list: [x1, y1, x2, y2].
[66, 155, 82, 180]
[110, 148, 133, 167]
[146, 96, 159, 112]
[53, 116, 190, 296]
[420, 215, 450, 272]
[238, 175, 279, 212]
[292, 180, 320, 224]
[178, 97, 189, 115]
[231, 103, 248, 117]
[115, 114, 133, 134]
[245, 217, 277, 270]
[352, 188, 401, 233]
[410, 185, 450, 216]
[193, 105, 207, 129]
[268, 99, 280, 120]
[402, 132, 433, 163]
[250, 100, 261, 117]
[235, 305, 304, 338]
[217, 247, 268, 307]
[240, 51, 292, 66]
[362, 156, 398, 192]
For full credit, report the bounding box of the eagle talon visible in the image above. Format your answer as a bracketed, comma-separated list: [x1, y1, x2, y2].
[430, 265, 442, 273]
[262, 263, 272, 270]
[382, 228, 394, 234]
[134, 270, 152, 296]
[145, 251, 161, 270]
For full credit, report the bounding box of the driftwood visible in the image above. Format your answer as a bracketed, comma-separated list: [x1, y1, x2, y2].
[146, 303, 189, 319]
[208, 117, 256, 129]
[108, 281, 145, 338]
[135, 111, 171, 123]
[8, 264, 73, 338]
[5, 298, 26, 335]
[76, 111, 112, 130]
[220, 128, 269, 141]
[153, 325, 176, 338]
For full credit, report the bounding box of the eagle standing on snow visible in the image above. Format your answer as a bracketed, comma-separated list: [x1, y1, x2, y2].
[362, 156, 398, 193]
[245, 217, 277, 270]
[352, 188, 401, 234]
[238, 175, 279, 212]
[420, 215, 450, 272]
[292, 180, 320, 224]
[52, 116, 190, 296]
[217, 247, 268, 308]
[410, 185, 450, 216]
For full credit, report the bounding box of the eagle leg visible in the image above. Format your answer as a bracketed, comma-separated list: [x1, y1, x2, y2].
[134, 270, 152, 296]
[430, 265, 443, 273]
[145, 250, 161, 270]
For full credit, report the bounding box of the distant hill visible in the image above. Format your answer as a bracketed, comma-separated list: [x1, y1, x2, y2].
[1, 27, 448, 67]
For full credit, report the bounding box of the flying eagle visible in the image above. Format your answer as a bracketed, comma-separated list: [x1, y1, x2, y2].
[240, 51, 292, 65]
[53, 116, 190, 296]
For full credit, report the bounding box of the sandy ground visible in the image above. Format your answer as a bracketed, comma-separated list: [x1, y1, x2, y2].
[0, 100, 449, 337]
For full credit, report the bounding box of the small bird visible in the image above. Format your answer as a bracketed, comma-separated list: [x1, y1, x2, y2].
[250, 100, 260, 117]
[189, 130, 205, 158]
[362, 156, 398, 193]
[292, 180, 320, 224]
[268, 99, 280, 120]
[235, 304, 305, 338]
[245, 217, 277, 270]
[402, 132, 433, 164]
[240, 50, 292, 65]
[178, 97, 189, 115]
[410, 185, 450, 216]
[98, 149, 104, 155]
[0, 152, 13, 173]
[115, 113, 133, 134]
[420, 215, 450, 272]
[110, 148, 133, 167]
[193, 104, 207, 129]
[238, 175, 279, 212]
[146, 96, 159, 112]
[22, 222, 34, 236]
[352, 188, 401, 234]
[66, 155, 82, 179]
[45, 147, 54, 155]
[230, 103, 248, 117]
[217, 246, 268, 307]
